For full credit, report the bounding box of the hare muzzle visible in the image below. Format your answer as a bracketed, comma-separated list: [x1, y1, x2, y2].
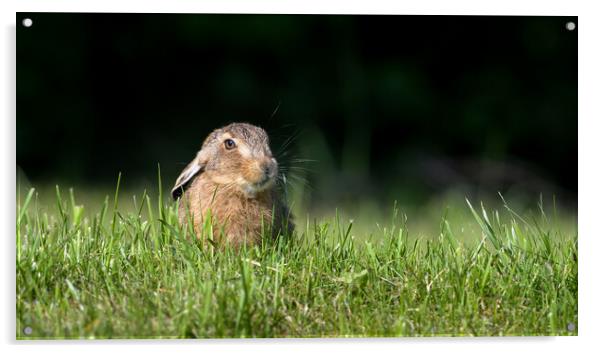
[242, 158, 277, 194]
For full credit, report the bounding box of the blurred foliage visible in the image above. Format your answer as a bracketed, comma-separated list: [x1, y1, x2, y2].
[17, 14, 577, 209]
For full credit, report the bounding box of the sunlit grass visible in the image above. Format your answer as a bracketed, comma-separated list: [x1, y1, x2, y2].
[16, 177, 577, 338]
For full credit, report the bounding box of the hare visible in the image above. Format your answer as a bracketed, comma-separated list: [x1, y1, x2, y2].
[171, 123, 294, 247]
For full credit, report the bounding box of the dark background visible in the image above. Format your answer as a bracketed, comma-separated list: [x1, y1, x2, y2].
[17, 14, 577, 209]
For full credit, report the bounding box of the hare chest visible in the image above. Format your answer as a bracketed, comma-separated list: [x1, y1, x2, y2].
[178, 176, 275, 246]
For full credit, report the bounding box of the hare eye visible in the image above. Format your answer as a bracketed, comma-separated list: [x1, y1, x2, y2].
[224, 139, 236, 150]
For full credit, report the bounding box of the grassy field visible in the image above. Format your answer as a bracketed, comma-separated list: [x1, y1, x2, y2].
[16, 179, 578, 338]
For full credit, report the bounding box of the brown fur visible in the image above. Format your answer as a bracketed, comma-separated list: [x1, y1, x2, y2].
[172, 123, 293, 247]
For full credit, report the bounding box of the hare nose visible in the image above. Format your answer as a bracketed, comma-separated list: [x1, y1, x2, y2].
[259, 159, 275, 176]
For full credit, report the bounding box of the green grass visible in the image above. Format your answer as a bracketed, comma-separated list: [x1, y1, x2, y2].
[16, 181, 578, 338]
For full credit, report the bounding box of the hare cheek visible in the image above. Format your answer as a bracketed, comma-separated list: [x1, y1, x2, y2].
[242, 163, 264, 184]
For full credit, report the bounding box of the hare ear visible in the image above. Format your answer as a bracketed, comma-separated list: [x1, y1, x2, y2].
[171, 151, 208, 200]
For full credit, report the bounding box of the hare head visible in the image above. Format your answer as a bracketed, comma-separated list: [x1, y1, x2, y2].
[172, 123, 278, 199]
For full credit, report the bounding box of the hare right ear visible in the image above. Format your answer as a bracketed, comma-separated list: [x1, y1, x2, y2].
[171, 151, 208, 200]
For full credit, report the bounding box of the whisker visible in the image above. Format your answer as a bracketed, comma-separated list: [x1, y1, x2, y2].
[269, 100, 282, 119]
[289, 159, 316, 164]
[276, 130, 302, 155]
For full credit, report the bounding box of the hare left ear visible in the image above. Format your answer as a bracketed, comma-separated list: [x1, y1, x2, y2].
[171, 150, 209, 200]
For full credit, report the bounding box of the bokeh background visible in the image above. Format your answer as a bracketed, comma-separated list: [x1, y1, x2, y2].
[17, 14, 577, 233]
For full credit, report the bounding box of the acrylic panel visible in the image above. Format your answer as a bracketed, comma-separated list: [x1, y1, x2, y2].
[16, 13, 577, 339]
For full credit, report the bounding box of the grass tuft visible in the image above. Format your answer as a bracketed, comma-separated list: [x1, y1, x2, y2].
[16, 183, 577, 338]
